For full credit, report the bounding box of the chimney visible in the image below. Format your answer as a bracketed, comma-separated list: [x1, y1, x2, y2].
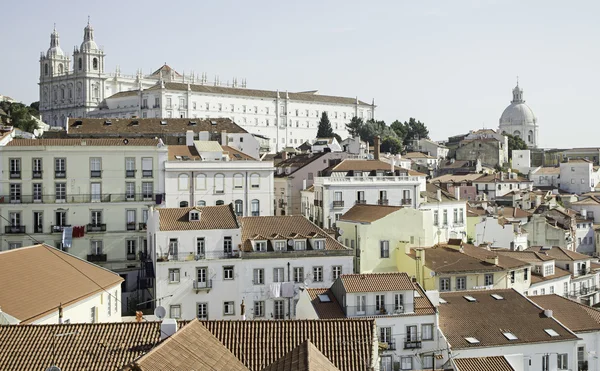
[58, 304, 63, 324]
[303, 179, 307, 190]
[454, 186, 460, 201]
[582, 209, 588, 219]
[436, 189, 442, 202]
[241, 299, 246, 320]
[221, 130, 227, 145]
[374, 136, 380, 160]
[281, 151, 288, 161]
[160, 318, 178, 341]
[485, 256, 499, 265]
[544, 309, 553, 318]
[186, 130, 194, 146]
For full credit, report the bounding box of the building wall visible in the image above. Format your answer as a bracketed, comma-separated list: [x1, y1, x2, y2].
[559, 162, 599, 195]
[418, 200, 468, 243]
[455, 140, 505, 168]
[474, 217, 528, 250]
[527, 276, 570, 297]
[512, 150, 531, 173]
[522, 216, 571, 250]
[577, 331, 600, 371]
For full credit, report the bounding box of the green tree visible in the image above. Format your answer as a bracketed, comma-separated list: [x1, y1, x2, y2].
[316, 111, 334, 138]
[390, 120, 407, 141]
[402, 118, 429, 146]
[345, 116, 363, 137]
[8, 104, 39, 133]
[380, 136, 403, 154]
[503, 132, 528, 159]
[358, 119, 397, 145]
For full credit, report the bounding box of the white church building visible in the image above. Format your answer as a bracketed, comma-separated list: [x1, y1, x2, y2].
[38, 22, 375, 152]
[498, 82, 539, 148]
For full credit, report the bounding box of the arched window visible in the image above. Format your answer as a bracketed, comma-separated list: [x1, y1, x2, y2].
[78, 58, 82, 70]
[76, 83, 82, 99]
[44, 63, 48, 75]
[93, 84, 99, 99]
[528, 130, 533, 143]
[58, 63, 63, 74]
[513, 130, 521, 138]
[234, 200, 243, 216]
[195, 174, 206, 190]
[250, 173, 260, 189]
[179, 201, 189, 207]
[60, 87, 65, 100]
[233, 173, 243, 189]
[251, 199, 260, 216]
[197, 200, 206, 207]
[214, 174, 225, 193]
[68, 85, 72, 99]
[216, 200, 224, 206]
[178, 174, 189, 190]
[93, 58, 98, 70]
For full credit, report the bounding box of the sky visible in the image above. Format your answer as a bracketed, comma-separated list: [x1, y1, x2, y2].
[1, 0, 599, 148]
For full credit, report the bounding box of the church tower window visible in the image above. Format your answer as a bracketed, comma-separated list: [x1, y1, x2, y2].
[78, 58, 82, 70]
[93, 58, 98, 70]
[44, 64, 48, 75]
[58, 64, 63, 74]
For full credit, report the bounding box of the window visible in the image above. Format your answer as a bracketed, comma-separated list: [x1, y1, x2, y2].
[125, 182, 135, 200]
[197, 303, 208, 320]
[233, 173, 243, 189]
[142, 182, 153, 199]
[510, 271, 515, 283]
[8, 242, 22, 250]
[178, 174, 189, 190]
[9, 158, 20, 178]
[10, 183, 21, 203]
[126, 240, 136, 258]
[196, 174, 206, 190]
[168, 268, 180, 283]
[90, 240, 103, 255]
[90, 306, 97, 323]
[214, 174, 225, 193]
[433, 210, 439, 226]
[271, 267, 284, 282]
[544, 264, 554, 276]
[253, 269, 264, 285]
[250, 173, 260, 189]
[422, 355, 434, 369]
[223, 266, 234, 280]
[556, 353, 568, 370]
[541, 288, 546, 295]
[380, 241, 389, 258]
[401, 357, 412, 370]
[550, 286, 555, 294]
[274, 300, 285, 319]
[484, 274, 494, 286]
[55, 210, 67, 227]
[542, 354, 549, 371]
[90, 210, 102, 226]
[312, 266, 323, 282]
[332, 266, 342, 280]
[294, 267, 304, 283]
[564, 282, 569, 295]
[169, 305, 181, 319]
[456, 276, 466, 290]
[294, 240, 306, 250]
[141, 158, 153, 177]
[33, 181, 42, 201]
[440, 278, 450, 291]
[9, 211, 20, 226]
[55, 183, 66, 201]
[254, 301, 264, 317]
[274, 240, 286, 251]
[375, 294, 385, 312]
[90, 158, 102, 178]
[379, 326, 392, 344]
[313, 240, 324, 250]
[251, 199, 260, 216]
[222, 301, 235, 316]
[234, 200, 243, 216]
[223, 236, 232, 255]
[422, 324, 434, 340]
[33, 211, 43, 233]
[443, 209, 448, 225]
[90, 183, 101, 202]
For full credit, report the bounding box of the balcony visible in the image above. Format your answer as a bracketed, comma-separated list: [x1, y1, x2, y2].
[4, 225, 26, 234]
[570, 285, 598, 297]
[126, 223, 136, 231]
[55, 171, 66, 178]
[125, 170, 136, 178]
[404, 338, 422, 349]
[0, 193, 156, 204]
[90, 170, 102, 178]
[127, 253, 137, 260]
[156, 251, 240, 262]
[345, 304, 404, 317]
[139, 222, 147, 231]
[401, 198, 412, 205]
[579, 268, 591, 276]
[332, 200, 345, 208]
[9, 171, 21, 179]
[153, 104, 160, 108]
[313, 200, 322, 207]
[142, 170, 153, 178]
[377, 199, 389, 205]
[34, 225, 43, 233]
[51, 225, 71, 233]
[32, 171, 42, 179]
[379, 340, 397, 351]
[193, 279, 213, 291]
[86, 223, 107, 232]
[355, 200, 367, 205]
[87, 254, 107, 262]
[141, 105, 149, 109]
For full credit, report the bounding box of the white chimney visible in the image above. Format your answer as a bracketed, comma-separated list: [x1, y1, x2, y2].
[160, 318, 178, 341]
[391, 157, 396, 173]
[436, 189, 442, 202]
[544, 309, 553, 318]
[454, 187, 460, 201]
[221, 130, 227, 145]
[303, 179, 307, 190]
[185, 130, 194, 146]
[582, 209, 588, 219]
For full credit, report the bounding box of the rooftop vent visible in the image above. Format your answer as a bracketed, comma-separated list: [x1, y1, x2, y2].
[188, 121, 197, 126]
[182, 156, 190, 161]
[211, 120, 217, 126]
[318, 294, 331, 303]
[131, 120, 139, 126]
[502, 332, 518, 340]
[491, 294, 504, 300]
[175, 156, 183, 160]
[544, 329, 560, 337]
[463, 295, 477, 302]
[541, 246, 552, 250]
[160, 120, 167, 125]
[464, 337, 480, 344]
[438, 298, 447, 304]
[73, 120, 83, 126]
[104, 120, 112, 126]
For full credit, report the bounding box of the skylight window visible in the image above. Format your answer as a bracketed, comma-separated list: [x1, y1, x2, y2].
[318, 294, 331, 303]
[160, 120, 167, 125]
[439, 298, 447, 304]
[491, 294, 504, 300]
[502, 332, 518, 340]
[463, 295, 477, 302]
[465, 337, 480, 344]
[544, 329, 560, 337]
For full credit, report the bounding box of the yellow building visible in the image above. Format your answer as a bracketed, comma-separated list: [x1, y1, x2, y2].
[396, 242, 531, 293]
[466, 206, 485, 243]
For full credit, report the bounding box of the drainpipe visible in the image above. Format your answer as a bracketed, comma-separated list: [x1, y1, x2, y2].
[245, 171, 249, 216]
[287, 262, 291, 318]
[190, 171, 194, 207]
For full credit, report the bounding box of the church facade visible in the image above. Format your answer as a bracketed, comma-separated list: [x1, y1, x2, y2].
[498, 83, 539, 148]
[39, 22, 375, 152]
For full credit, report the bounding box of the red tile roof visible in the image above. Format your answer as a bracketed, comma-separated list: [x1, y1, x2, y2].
[340, 273, 414, 292]
[157, 205, 239, 231]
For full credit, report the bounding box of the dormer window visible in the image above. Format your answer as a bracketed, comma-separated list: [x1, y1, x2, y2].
[255, 241, 267, 252]
[273, 240, 286, 251]
[312, 239, 325, 250]
[354, 171, 363, 177]
[294, 240, 306, 250]
[189, 210, 200, 221]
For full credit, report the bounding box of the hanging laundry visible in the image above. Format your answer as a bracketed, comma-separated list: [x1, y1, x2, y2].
[269, 282, 281, 298]
[62, 227, 73, 248]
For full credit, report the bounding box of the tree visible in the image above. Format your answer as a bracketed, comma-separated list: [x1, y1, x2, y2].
[6, 103, 39, 133]
[316, 112, 334, 138]
[380, 136, 402, 154]
[390, 120, 407, 141]
[357, 119, 397, 145]
[503, 132, 528, 159]
[345, 116, 363, 137]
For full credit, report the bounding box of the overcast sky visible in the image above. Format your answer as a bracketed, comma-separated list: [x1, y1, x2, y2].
[1, 0, 598, 148]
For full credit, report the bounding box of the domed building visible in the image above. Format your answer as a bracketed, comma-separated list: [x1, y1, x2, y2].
[499, 83, 539, 148]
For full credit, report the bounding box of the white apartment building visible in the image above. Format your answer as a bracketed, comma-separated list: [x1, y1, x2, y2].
[148, 206, 353, 321]
[559, 159, 600, 195]
[164, 132, 274, 215]
[473, 172, 533, 200]
[474, 216, 529, 251]
[418, 184, 468, 243]
[0, 138, 166, 313]
[0, 244, 122, 324]
[415, 138, 449, 159]
[296, 273, 442, 371]
[304, 159, 427, 229]
[530, 166, 560, 188]
[39, 24, 375, 153]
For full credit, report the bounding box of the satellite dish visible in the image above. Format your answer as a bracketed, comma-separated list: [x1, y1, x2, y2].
[154, 306, 166, 319]
[123, 138, 129, 145]
[46, 366, 61, 371]
[338, 229, 344, 236]
[287, 240, 294, 246]
[337, 236, 343, 242]
[430, 271, 436, 277]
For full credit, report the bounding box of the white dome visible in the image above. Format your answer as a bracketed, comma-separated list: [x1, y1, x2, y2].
[500, 102, 536, 126]
[46, 45, 65, 58]
[80, 40, 99, 52]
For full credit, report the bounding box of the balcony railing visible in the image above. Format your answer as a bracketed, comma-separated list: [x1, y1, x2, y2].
[379, 340, 397, 351]
[570, 285, 598, 297]
[193, 279, 213, 291]
[34, 225, 44, 233]
[55, 171, 66, 178]
[355, 200, 367, 205]
[345, 304, 404, 317]
[579, 269, 591, 276]
[142, 170, 153, 178]
[139, 222, 147, 230]
[321, 175, 422, 184]
[126, 223, 136, 231]
[10, 171, 21, 179]
[126, 170, 136, 178]
[0, 193, 155, 204]
[404, 338, 422, 349]
[401, 198, 412, 205]
[32, 171, 43, 179]
[90, 170, 102, 178]
[156, 251, 240, 262]
[313, 200, 322, 207]
[377, 199, 389, 205]
[51, 225, 71, 233]
[332, 200, 344, 208]
[87, 254, 107, 262]
[4, 225, 26, 234]
[153, 104, 160, 108]
[86, 223, 107, 232]
[127, 253, 137, 260]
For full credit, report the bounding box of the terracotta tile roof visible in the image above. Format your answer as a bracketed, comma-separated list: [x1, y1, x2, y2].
[413, 283, 438, 316]
[275, 152, 327, 178]
[328, 159, 426, 176]
[306, 288, 346, 319]
[529, 267, 572, 284]
[66, 117, 248, 135]
[530, 294, 600, 332]
[6, 138, 160, 146]
[439, 289, 578, 349]
[167, 145, 200, 160]
[340, 273, 414, 292]
[0, 244, 122, 324]
[453, 356, 515, 371]
[497, 207, 532, 218]
[222, 145, 257, 160]
[421, 183, 457, 202]
[339, 204, 402, 223]
[105, 90, 139, 99]
[0, 320, 189, 370]
[200, 319, 377, 371]
[262, 339, 340, 371]
[158, 205, 239, 231]
[129, 319, 249, 371]
[431, 173, 483, 183]
[534, 166, 561, 175]
[239, 216, 347, 252]
[526, 246, 590, 261]
[493, 250, 554, 262]
[157, 82, 372, 106]
[404, 151, 435, 159]
[150, 64, 182, 77]
[573, 196, 600, 205]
